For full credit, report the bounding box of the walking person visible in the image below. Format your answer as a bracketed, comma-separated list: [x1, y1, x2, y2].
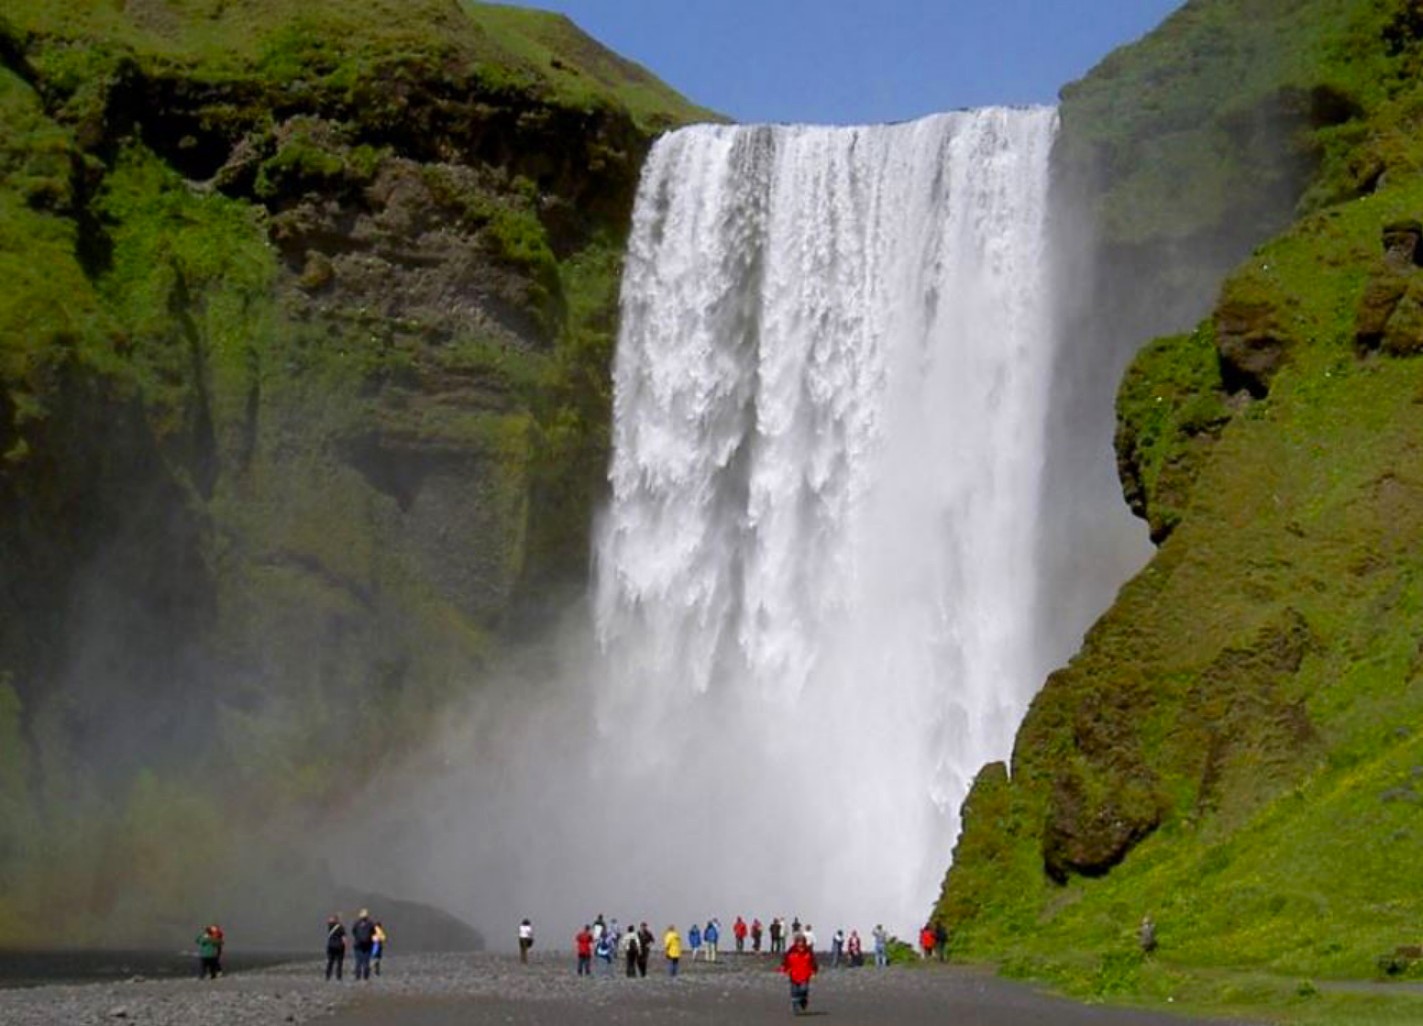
[595, 928, 615, 976]
[575, 924, 594, 976]
[830, 928, 844, 968]
[637, 922, 655, 977]
[519, 918, 534, 963]
[351, 909, 377, 980]
[780, 932, 819, 1014]
[847, 929, 863, 967]
[873, 924, 888, 967]
[195, 924, 222, 980]
[935, 921, 949, 962]
[325, 915, 347, 981]
[620, 924, 641, 977]
[663, 924, 683, 977]
[919, 923, 935, 960]
[372, 922, 387, 976]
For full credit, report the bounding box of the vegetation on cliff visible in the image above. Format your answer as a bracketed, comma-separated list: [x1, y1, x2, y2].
[941, 1, 1423, 1020]
[0, 0, 712, 946]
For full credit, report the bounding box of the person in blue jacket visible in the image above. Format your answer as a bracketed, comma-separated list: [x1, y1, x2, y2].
[704, 919, 720, 963]
[688, 922, 702, 961]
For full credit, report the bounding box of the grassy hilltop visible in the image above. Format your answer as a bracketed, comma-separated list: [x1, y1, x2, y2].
[940, 1, 1423, 1021]
[0, 0, 712, 946]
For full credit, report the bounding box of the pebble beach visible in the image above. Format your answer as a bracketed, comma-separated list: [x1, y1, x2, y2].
[0, 951, 1255, 1026]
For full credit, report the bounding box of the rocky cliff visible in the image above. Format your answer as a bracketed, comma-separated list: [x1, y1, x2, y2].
[940, 0, 1423, 1009]
[0, 0, 713, 946]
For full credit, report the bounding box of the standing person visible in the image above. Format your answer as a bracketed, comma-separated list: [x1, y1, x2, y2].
[830, 928, 844, 968]
[751, 917, 763, 953]
[620, 924, 641, 977]
[688, 922, 702, 961]
[919, 924, 935, 960]
[780, 933, 818, 1014]
[325, 915, 347, 981]
[873, 924, 888, 967]
[637, 922, 655, 977]
[351, 909, 376, 981]
[372, 922, 387, 976]
[791, 917, 801, 939]
[595, 928, 615, 976]
[663, 924, 683, 977]
[935, 921, 948, 962]
[518, 918, 534, 963]
[847, 929, 863, 967]
[575, 924, 594, 976]
[195, 924, 221, 980]
[592, 914, 606, 947]
[802, 924, 817, 953]
[704, 918, 720, 962]
[733, 916, 747, 954]
[768, 918, 782, 955]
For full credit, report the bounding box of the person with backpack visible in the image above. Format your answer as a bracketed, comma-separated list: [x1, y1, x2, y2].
[351, 909, 377, 980]
[637, 922, 655, 976]
[595, 927, 616, 976]
[325, 915, 347, 981]
[620, 924, 641, 977]
[780, 932, 819, 1014]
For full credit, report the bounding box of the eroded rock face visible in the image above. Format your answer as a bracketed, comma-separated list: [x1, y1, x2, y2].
[1215, 292, 1295, 398]
[1357, 219, 1423, 356]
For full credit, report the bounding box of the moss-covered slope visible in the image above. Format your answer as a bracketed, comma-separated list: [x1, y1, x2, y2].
[0, 0, 712, 945]
[941, 0, 1423, 1014]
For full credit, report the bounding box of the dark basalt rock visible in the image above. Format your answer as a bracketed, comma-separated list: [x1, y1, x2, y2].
[1215, 292, 1294, 398]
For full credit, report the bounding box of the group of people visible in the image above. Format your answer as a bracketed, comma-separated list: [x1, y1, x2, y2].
[530, 912, 905, 1013]
[324, 909, 388, 981]
[918, 921, 949, 961]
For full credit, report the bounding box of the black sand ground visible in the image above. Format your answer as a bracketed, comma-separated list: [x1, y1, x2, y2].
[0, 951, 1254, 1025]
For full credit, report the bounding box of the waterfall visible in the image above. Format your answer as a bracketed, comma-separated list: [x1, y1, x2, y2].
[591, 108, 1062, 931]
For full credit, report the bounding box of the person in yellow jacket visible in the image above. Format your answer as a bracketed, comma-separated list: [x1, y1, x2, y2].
[663, 925, 683, 977]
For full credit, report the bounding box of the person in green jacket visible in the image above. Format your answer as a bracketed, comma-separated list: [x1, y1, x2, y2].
[195, 924, 223, 979]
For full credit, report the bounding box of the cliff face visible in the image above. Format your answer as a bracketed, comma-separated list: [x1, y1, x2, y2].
[941, 0, 1423, 1000]
[0, 0, 713, 945]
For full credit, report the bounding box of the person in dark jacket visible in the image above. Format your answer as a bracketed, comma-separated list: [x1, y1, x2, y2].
[637, 922, 655, 977]
[780, 932, 818, 1014]
[351, 909, 377, 980]
[325, 915, 347, 980]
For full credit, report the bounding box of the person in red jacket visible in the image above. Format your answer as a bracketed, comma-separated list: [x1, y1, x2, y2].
[733, 916, 748, 953]
[780, 932, 819, 1014]
[574, 924, 594, 976]
[919, 924, 936, 959]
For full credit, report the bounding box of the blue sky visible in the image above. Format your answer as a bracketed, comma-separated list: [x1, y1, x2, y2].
[502, 0, 1185, 125]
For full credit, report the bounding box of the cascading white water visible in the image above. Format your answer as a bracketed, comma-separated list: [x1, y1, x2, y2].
[592, 108, 1061, 932]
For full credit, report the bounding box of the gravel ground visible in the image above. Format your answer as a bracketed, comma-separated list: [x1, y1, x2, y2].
[0, 951, 1252, 1026]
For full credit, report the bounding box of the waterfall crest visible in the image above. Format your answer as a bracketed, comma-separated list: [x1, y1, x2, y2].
[592, 108, 1061, 928]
